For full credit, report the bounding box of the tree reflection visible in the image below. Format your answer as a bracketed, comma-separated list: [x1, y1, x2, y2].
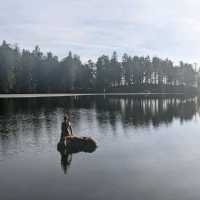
[94, 96, 199, 128]
[0, 95, 199, 158]
[0, 96, 199, 131]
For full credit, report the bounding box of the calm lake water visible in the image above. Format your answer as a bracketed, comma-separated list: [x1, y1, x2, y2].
[0, 95, 200, 200]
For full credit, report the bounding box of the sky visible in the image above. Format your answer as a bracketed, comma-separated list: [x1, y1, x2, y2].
[0, 0, 200, 64]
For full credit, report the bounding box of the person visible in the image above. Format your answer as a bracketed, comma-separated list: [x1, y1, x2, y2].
[61, 114, 73, 139]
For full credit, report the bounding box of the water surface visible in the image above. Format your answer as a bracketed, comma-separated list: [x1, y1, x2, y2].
[0, 95, 200, 200]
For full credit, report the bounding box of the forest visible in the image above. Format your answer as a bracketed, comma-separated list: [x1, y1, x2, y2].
[0, 40, 199, 93]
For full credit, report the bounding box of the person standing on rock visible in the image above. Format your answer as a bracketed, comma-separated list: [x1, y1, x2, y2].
[61, 114, 73, 138]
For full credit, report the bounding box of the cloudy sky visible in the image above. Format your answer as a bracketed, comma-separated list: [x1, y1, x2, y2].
[1, 0, 200, 63]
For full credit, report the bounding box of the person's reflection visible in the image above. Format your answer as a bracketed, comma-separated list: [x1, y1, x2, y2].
[57, 145, 72, 174]
[57, 135, 74, 174]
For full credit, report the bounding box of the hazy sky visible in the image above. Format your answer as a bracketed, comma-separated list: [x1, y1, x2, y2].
[1, 0, 200, 63]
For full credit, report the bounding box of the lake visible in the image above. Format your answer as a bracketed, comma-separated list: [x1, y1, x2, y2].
[0, 95, 200, 200]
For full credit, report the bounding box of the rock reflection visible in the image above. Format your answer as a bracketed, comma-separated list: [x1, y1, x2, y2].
[57, 134, 97, 174]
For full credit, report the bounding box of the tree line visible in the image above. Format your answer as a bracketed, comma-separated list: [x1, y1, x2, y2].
[0, 40, 198, 93]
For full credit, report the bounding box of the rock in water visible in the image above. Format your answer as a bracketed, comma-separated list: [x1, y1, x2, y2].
[57, 136, 97, 154]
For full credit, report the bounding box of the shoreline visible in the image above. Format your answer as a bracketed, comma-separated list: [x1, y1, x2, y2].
[0, 92, 189, 99]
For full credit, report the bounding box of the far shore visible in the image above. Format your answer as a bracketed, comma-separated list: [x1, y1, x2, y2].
[0, 92, 190, 99]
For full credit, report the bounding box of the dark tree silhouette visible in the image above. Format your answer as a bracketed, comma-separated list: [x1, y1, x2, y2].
[0, 41, 199, 94]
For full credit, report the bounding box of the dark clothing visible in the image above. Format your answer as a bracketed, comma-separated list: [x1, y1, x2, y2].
[61, 121, 72, 137]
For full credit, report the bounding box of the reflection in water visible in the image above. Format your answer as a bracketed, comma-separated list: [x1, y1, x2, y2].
[0, 95, 199, 158]
[0, 96, 199, 125]
[57, 144, 72, 174]
[57, 128, 97, 174]
[94, 96, 198, 127]
[1, 95, 200, 200]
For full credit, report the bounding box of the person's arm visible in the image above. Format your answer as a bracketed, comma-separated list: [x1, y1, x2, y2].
[69, 122, 73, 135]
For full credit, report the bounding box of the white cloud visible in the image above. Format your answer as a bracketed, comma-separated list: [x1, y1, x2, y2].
[0, 0, 200, 64]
